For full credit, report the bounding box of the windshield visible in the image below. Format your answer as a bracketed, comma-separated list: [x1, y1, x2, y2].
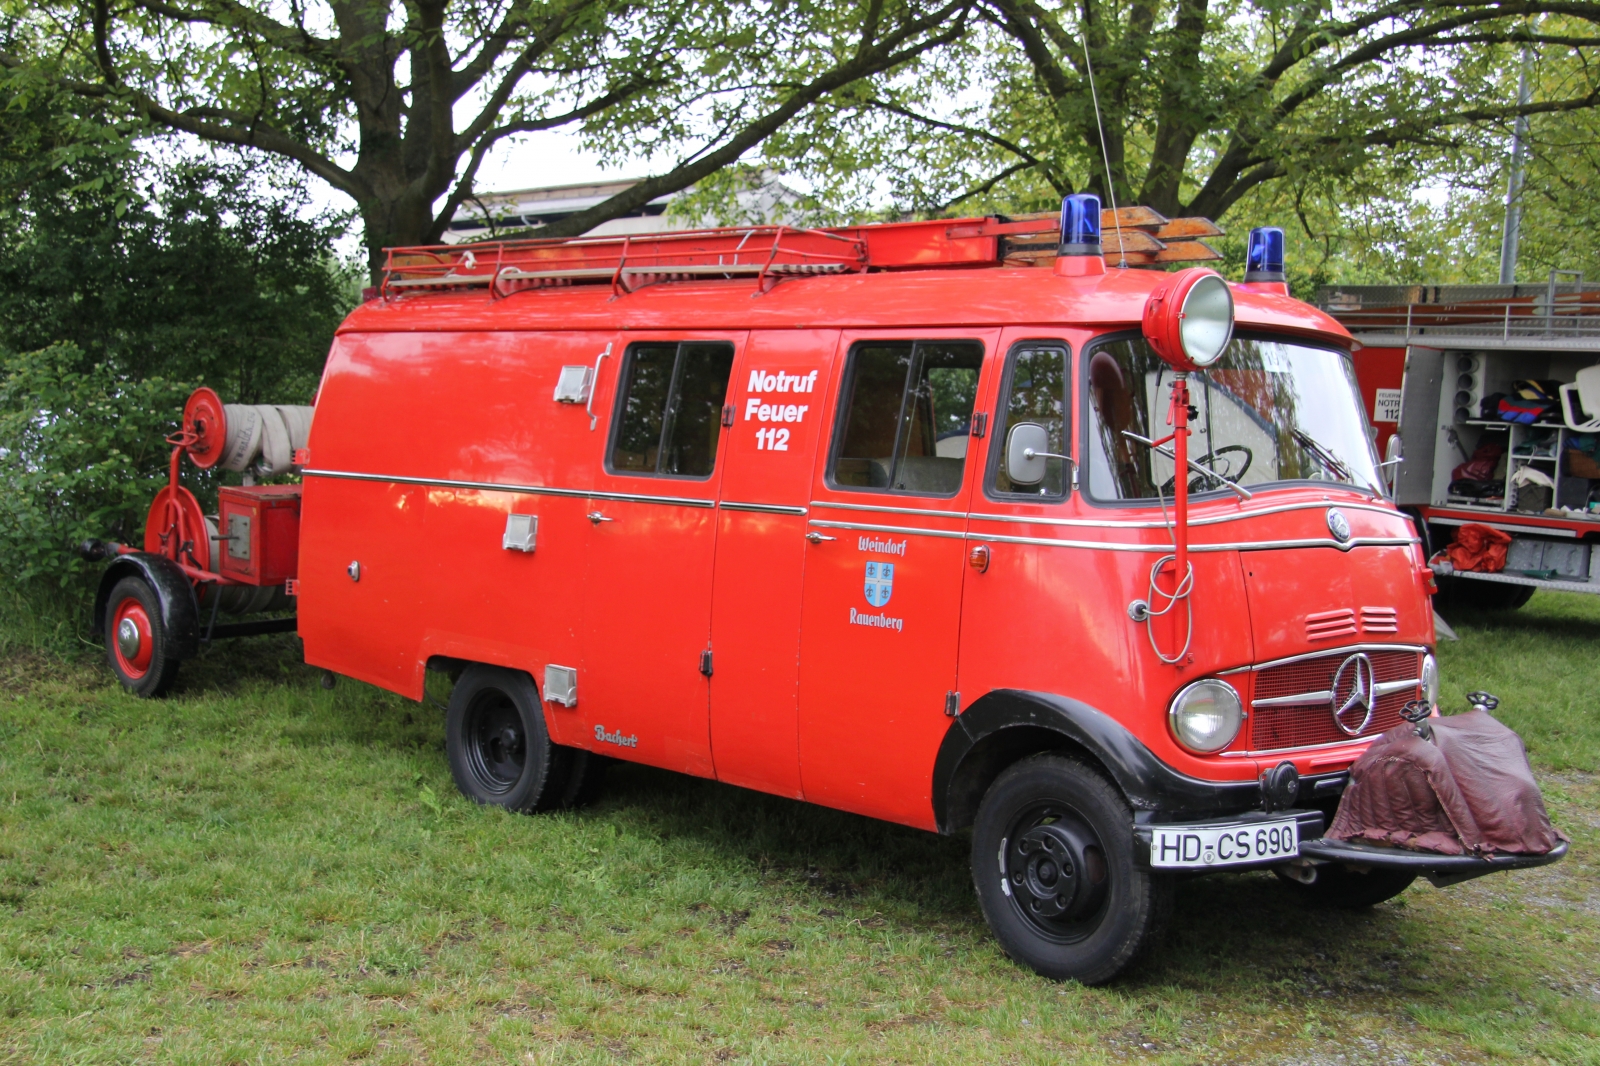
[1085, 334, 1381, 500]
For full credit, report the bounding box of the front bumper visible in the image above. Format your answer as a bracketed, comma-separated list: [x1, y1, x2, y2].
[1300, 836, 1569, 887]
[1133, 809, 1569, 885]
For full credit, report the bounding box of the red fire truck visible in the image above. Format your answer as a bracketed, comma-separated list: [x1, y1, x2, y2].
[83, 199, 1565, 984]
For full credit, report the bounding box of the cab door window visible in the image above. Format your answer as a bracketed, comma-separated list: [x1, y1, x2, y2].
[829, 340, 983, 496]
[608, 341, 735, 478]
[989, 342, 1071, 499]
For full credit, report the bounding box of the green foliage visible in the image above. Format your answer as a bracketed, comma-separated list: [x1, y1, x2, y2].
[0, 343, 191, 594]
[0, 155, 356, 404]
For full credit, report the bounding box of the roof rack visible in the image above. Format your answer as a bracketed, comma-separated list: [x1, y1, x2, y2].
[380, 208, 1225, 298]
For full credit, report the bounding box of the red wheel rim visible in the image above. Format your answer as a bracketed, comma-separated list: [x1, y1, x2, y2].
[111, 597, 154, 678]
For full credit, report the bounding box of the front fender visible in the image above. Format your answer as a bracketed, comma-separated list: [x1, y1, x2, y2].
[932, 689, 1262, 833]
[92, 553, 201, 659]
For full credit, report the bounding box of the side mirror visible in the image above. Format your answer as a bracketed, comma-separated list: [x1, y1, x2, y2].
[1006, 422, 1062, 486]
[1384, 432, 1403, 466]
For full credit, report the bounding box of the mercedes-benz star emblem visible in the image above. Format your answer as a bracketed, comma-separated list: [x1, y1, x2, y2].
[1326, 507, 1352, 544]
[1330, 652, 1375, 736]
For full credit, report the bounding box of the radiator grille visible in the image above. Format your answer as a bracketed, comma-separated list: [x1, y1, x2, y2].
[1249, 649, 1421, 751]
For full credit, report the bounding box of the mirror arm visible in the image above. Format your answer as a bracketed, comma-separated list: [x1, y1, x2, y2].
[1121, 431, 1254, 500]
[1376, 457, 1403, 468]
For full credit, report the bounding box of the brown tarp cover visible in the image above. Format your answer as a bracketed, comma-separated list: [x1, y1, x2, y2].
[1327, 710, 1567, 855]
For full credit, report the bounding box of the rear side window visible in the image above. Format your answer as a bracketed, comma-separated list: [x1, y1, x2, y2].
[830, 340, 984, 496]
[609, 341, 735, 478]
[990, 342, 1071, 499]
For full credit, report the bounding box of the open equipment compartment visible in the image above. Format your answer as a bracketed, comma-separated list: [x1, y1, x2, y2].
[1322, 275, 1600, 606]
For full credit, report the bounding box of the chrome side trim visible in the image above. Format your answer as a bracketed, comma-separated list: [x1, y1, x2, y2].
[1250, 677, 1420, 709]
[808, 519, 967, 540]
[960, 533, 1417, 554]
[1217, 644, 1426, 676]
[967, 499, 1407, 530]
[810, 500, 969, 519]
[301, 468, 716, 509]
[720, 501, 808, 516]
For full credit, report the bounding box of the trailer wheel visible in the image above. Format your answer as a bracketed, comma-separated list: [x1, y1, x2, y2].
[104, 576, 181, 697]
[971, 755, 1170, 984]
[1275, 864, 1416, 908]
[445, 665, 573, 813]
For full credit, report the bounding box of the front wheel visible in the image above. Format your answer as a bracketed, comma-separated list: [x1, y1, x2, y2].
[104, 576, 180, 697]
[972, 755, 1170, 984]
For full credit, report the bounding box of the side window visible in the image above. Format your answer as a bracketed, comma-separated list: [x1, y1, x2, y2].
[990, 343, 1071, 499]
[609, 341, 735, 478]
[831, 340, 984, 496]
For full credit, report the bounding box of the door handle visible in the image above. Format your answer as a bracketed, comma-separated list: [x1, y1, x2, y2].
[806, 531, 836, 544]
[587, 511, 615, 524]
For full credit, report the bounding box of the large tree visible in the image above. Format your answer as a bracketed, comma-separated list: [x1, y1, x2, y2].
[735, 2, 1600, 226]
[0, 0, 970, 277]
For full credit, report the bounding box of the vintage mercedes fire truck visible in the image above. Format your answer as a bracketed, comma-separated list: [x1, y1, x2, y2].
[84, 197, 1566, 984]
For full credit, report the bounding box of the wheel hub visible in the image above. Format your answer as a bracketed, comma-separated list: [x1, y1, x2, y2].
[487, 725, 524, 766]
[116, 617, 142, 660]
[1009, 818, 1108, 926]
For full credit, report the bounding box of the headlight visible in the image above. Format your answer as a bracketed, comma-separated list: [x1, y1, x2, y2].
[1169, 679, 1245, 754]
[1421, 653, 1439, 707]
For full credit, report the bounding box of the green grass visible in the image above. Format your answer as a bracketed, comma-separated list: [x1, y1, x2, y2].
[0, 595, 1595, 1064]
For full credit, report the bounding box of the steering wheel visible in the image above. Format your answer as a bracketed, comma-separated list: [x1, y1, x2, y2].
[1159, 444, 1254, 495]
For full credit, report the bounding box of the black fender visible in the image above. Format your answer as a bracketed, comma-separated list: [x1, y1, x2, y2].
[92, 552, 202, 659]
[932, 689, 1263, 834]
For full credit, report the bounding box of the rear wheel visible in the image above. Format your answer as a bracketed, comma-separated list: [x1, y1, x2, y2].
[445, 665, 600, 813]
[971, 755, 1170, 984]
[104, 577, 180, 697]
[1275, 864, 1416, 908]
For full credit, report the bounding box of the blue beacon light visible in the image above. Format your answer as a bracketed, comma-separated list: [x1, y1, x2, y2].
[1058, 194, 1102, 256]
[1244, 226, 1285, 283]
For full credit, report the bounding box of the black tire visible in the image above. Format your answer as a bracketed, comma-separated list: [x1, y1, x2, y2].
[1275, 864, 1417, 908]
[104, 576, 181, 697]
[1435, 575, 1535, 612]
[972, 755, 1171, 985]
[445, 665, 597, 813]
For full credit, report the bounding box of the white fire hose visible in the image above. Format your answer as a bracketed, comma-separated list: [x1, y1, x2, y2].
[215, 405, 314, 477]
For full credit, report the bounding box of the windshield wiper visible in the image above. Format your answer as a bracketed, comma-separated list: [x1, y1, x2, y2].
[1288, 428, 1377, 492]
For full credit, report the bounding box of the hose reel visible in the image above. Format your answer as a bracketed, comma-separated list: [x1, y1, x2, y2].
[183, 387, 314, 477]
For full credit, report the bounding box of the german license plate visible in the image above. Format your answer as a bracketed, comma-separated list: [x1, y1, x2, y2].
[1150, 819, 1300, 869]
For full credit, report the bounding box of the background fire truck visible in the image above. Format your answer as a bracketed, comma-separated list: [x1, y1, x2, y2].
[1324, 276, 1600, 609]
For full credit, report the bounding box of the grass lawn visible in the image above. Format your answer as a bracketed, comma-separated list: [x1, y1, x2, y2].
[0, 593, 1595, 1064]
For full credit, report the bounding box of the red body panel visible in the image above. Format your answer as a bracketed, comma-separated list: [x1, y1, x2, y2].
[707, 330, 839, 798]
[297, 265, 1432, 830]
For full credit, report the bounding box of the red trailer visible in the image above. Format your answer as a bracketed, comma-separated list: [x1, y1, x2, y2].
[84, 202, 1565, 983]
[1321, 279, 1600, 609]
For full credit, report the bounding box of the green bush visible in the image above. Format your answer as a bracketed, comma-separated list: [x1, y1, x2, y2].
[0, 343, 191, 596]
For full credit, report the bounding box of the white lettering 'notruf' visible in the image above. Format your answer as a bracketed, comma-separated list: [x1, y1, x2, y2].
[593, 724, 638, 748]
[849, 607, 904, 632]
[746, 369, 820, 395]
[856, 535, 907, 556]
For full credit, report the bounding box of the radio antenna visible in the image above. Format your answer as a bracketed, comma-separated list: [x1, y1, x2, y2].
[1080, 35, 1126, 268]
